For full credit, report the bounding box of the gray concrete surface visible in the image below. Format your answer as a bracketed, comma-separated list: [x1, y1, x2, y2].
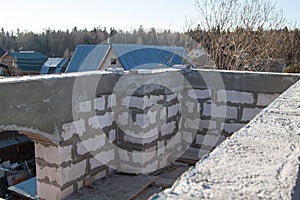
[154, 80, 300, 199]
[0, 69, 299, 199]
[64, 163, 190, 200]
[0, 71, 121, 143]
[0, 69, 298, 145]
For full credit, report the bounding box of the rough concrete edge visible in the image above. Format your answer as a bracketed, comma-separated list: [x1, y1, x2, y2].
[194, 68, 300, 76]
[293, 160, 300, 200]
[1, 69, 299, 84]
[153, 79, 300, 199]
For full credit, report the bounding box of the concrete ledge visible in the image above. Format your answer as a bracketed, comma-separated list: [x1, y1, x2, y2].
[0, 69, 299, 199]
[156, 80, 300, 199]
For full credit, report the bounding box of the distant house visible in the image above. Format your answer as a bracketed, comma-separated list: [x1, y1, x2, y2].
[0, 49, 14, 76]
[0, 63, 12, 76]
[0, 51, 48, 75]
[65, 44, 188, 72]
[40, 58, 68, 74]
[0, 48, 5, 58]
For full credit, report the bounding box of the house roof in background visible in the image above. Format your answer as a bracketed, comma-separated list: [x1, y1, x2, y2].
[40, 58, 68, 74]
[43, 58, 68, 68]
[66, 44, 110, 73]
[66, 44, 188, 72]
[7, 51, 48, 72]
[112, 44, 187, 70]
[8, 51, 47, 60]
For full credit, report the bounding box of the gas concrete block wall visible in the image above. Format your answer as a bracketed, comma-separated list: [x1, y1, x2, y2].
[179, 70, 300, 157]
[183, 87, 279, 151]
[35, 125, 111, 200]
[156, 80, 300, 199]
[70, 72, 186, 174]
[0, 69, 299, 199]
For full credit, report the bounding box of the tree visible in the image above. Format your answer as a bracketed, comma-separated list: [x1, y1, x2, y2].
[192, 0, 293, 71]
[195, 0, 285, 31]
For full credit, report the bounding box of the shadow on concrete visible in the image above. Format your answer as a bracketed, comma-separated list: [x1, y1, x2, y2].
[292, 157, 300, 200]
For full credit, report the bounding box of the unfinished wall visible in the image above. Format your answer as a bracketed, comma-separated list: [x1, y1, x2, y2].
[180, 70, 294, 157]
[0, 69, 299, 199]
[156, 79, 300, 199]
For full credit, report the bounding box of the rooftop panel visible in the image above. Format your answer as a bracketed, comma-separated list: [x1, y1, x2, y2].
[65, 44, 110, 73]
[112, 44, 188, 70]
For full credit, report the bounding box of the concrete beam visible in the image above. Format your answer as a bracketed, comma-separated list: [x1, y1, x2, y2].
[0, 71, 121, 144]
[0, 69, 298, 144]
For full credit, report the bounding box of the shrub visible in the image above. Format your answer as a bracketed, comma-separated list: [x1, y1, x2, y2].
[283, 64, 300, 73]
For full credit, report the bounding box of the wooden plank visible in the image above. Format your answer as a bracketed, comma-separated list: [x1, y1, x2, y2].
[19, 131, 57, 146]
[128, 180, 154, 200]
[176, 157, 198, 165]
[115, 170, 140, 176]
[150, 164, 180, 176]
[179, 149, 200, 161]
[152, 177, 175, 188]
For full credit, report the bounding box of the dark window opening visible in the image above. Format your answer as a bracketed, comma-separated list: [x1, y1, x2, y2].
[0, 131, 35, 199]
[111, 58, 117, 65]
[47, 67, 56, 74]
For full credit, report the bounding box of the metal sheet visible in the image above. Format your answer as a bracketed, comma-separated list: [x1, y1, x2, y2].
[7, 177, 37, 199]
[112, 44, 187, 70]
[66, 44, 110, 72]
[40, 58, 68, 74]
[8, 52, 48, 72]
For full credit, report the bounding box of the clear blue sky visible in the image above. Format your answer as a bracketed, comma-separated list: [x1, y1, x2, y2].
[1, 0, 299, 33]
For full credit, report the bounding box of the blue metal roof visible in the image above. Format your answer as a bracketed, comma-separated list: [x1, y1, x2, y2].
[42, 58, 68, 68]
[112, 44, 187, 70]
[0, 48, 5, 57]
[65, 44, 110, 73]
[8, 177, 37, 199]
[8, 51, 48, 72]
[9, 51, 47, 60]
[40, 58, 68, 74]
